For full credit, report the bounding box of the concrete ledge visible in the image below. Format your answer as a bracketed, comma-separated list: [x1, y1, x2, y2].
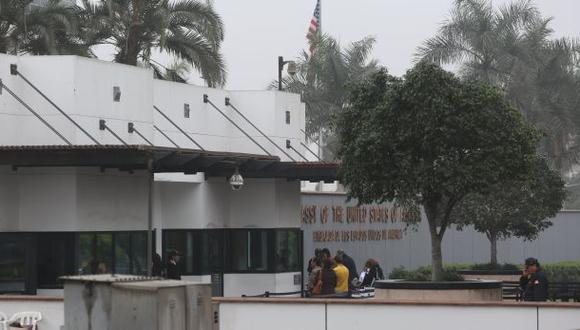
[0, 295, 63, 302]
[212, 297, 580, 308]
[374, 280, 502, 290]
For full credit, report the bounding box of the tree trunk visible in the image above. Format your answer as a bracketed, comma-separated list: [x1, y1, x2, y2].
[430, 233, 444, 281]
[425, 202, 444, 281]
[489, 232, 498, 266]
[125, 0, 144, 65]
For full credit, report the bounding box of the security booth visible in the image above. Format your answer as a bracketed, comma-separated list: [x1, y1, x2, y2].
[0, 54, 337, 297]
[0, 145, 336, 296]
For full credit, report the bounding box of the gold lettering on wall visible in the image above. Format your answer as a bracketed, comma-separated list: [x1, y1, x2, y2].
[301, 205, 317, 224]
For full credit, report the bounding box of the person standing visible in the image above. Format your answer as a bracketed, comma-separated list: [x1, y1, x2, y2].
[333, 254, 349, 296]
[361, 259, 385, 287]
[307, 258, 323, 295]
[337, 250, 358, 290]
[519, 257, 549, 301]
[320, 258, 337, 295]
[166, 249, 183, 280]
[307, 248, 322, 273]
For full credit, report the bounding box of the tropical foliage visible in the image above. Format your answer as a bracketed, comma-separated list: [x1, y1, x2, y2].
[0, 0, 87, 55]
[337, 63, 540, 280]
[451, 157, 566, 265]
[0, 0, 226, 86]
[280, 34, 379, 160]
[417, 0, 580, 176]
[77, 0, 226, 86]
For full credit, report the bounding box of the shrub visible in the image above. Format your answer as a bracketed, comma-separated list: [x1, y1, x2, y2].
[389, 266, 464, 282]
[543, 261, 580, 282]
[470, 263, 520, 271]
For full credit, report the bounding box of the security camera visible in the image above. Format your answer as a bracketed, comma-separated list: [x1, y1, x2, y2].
[287, 61, 297, 76]
[229, 168, 244, 191]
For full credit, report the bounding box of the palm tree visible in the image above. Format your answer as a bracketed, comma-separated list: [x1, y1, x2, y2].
[78, 0, 226, 87]
[279, 34, 379, 160]
[0, 0, 87, 55]
[417, 0, 580, 175]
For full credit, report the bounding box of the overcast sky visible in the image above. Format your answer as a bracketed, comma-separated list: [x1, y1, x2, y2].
[204, 0, 580, 90]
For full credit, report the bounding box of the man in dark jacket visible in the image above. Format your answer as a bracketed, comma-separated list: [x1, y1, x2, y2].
[166, 249, 183, 280]
[519, 257, 549, 301]
[336, 250, 358, 291]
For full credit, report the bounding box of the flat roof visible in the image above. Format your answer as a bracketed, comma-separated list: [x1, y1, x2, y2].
[0, 145, 339, 181]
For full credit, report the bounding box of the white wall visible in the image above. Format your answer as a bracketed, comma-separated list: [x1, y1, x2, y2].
[217, 301, 580, 330]
[222, 272, 301, 297]
[0, 298, 63, 330]
[0, 167, 150, 232]
[0, 167, 301, 232]
[0, 55, 306, 160]
[160, 178, 301, 230]
[219, 302, 325, 330]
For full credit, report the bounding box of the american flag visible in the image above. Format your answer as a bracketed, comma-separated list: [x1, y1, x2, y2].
[307, 0, 321, 54]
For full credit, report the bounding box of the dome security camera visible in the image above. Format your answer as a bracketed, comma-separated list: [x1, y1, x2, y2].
[229, 168, 244, 191]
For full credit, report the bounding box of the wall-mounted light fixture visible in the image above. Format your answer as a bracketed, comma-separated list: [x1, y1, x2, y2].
[113, 86, 121, 102]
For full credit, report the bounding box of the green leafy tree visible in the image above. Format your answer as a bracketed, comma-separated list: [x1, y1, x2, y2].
[78, 0, 226, 87]
[417, 0, 580, 175]
[280, 34, 379, 160]
[0, 0, 87, 55]
[337, 63, 540, 280]
[452, 157, 566, 265]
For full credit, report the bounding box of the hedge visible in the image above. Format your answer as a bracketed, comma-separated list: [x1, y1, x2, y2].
[388, 261, 580, 282]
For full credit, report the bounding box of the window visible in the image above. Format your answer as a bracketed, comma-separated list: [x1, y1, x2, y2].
[285, 111, 291, 124]
[78, 232, 148, 275]
[115, 233, 131, 274]
[0, 233, 26, 293]
[227, 229, 272, 273]
[199, 230, 224, 274]
[163, 231, 194, 274]
[37, 233, 75, 289]
[184, 104, 190, 118]
[131, 232, 147, 275]
[229, 231, 249, 271]
[250, 231, 269, 271]
[275, 230, 301, 272]
[162, 228, 301, 275]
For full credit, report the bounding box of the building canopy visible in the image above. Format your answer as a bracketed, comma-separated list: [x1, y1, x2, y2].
[0, 145, 338, 182]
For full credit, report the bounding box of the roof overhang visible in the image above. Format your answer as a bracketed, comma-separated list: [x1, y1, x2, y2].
[0, 145, 338, 182]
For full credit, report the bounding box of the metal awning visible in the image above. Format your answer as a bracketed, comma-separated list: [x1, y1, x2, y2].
[0, 145, 338, 182]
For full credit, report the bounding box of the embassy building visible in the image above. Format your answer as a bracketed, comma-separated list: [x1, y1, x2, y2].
[0, 54, 337, 296]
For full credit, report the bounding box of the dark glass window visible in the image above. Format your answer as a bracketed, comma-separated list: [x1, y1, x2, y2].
[78, 232, 147, 275]
[37, 233, 75, 289]
[250, 231, 269, 272]
[162, 228, 301, 275]
[227, 229, 272, 273]
[131, 232, 147, 275]
[115, 233, 131, 274]
[275, 230, 301, 272]
[77, 233, 95, 274]
[0, 234, 26, 293]
[163, 231, 195, 274]
[200, 230, 223, 274]
[229, 231, 249, 271]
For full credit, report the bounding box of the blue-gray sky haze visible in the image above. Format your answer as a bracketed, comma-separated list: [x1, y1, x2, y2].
[211, 0, 579, 90]
[93, 1, 580, 89]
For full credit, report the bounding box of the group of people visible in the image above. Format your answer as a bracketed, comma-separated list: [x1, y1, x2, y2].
[306, 248, 384, 297]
